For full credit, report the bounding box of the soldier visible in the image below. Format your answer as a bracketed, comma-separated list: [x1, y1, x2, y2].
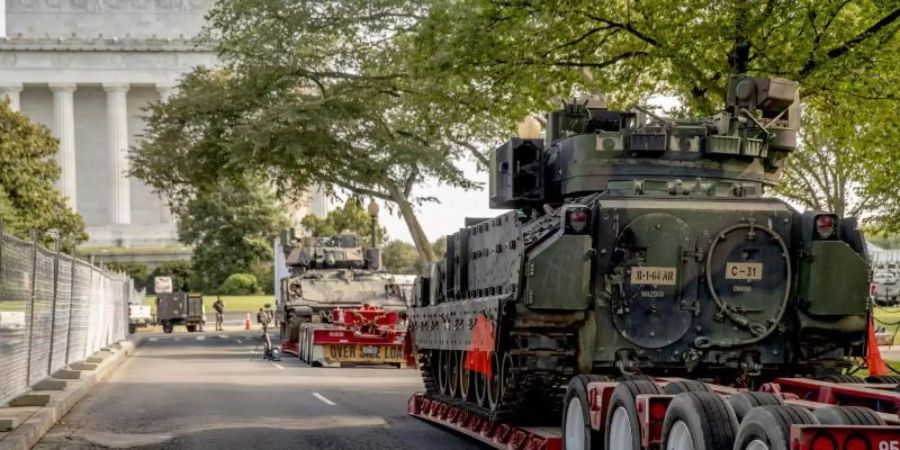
[263, 303, 275, 325]
[257, 307, 272, 334]
[212, 296, 225, 331]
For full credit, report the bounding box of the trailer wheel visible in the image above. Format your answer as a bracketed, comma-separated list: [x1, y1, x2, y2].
[622, 374, 655, 382]
[663, 380, 712, 395]
[661, 391, 738, 450]
[448, 351, 460, 399]
[162, 321, 173, 334]
[818, 374, 864, 383]
[733, 405, 819, 450]
[186, 325, 197, 333]
[129, 324, 136, 334]
[727, 392, 784, 422]
[865, 375, 900, 384]
[604, 380, 662, 450]
[813, 406, 886, 426]
[562, 376, 603, 450]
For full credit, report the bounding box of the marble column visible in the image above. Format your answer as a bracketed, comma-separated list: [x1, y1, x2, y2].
[50, 83, 77, 209]
[0, 83, 23, 111]
[104, 83, 130, 225]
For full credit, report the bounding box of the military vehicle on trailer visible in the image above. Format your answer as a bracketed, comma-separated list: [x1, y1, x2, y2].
[409, 75, 871, 422]
[277, 232, 408, 349]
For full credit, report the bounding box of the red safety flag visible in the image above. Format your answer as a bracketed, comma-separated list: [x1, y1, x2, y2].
[464, 314, 495, 377]
[867, 317, 889, 377]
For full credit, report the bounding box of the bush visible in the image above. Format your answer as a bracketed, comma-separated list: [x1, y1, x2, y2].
[106, 262, 150, 288]
[250, 260, 275, 295]
[218, 273, 261, 295]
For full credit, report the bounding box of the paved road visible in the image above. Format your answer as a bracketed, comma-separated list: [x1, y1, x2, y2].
[34, 331, 483, 449]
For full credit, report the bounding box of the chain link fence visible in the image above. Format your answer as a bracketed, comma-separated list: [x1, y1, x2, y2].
[0, 225, 140, 405]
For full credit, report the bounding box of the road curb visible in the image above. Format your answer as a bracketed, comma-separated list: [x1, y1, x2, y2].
[0, 341, 135, 450]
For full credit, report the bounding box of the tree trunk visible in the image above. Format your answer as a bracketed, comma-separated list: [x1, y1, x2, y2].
[384, 182, 436, 264]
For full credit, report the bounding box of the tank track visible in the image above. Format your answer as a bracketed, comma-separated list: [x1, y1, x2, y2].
[417, 330, 576, 423]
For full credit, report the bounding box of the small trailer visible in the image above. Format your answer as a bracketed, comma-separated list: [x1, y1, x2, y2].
[409, 376, 900, 450]
[282, 304, 414, 368]
[156, 292, 206, 334]
[128, 304, 152, 334]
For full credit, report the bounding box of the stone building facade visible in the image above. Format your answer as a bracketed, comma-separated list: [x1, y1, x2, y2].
[0, 0, 329, 248]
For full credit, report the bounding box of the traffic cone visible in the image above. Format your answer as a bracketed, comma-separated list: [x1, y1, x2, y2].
[867, 317, 889, 376]
[245, 313, 252, 331]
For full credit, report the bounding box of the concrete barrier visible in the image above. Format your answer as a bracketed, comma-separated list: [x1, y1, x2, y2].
[0, 341, 135, 450]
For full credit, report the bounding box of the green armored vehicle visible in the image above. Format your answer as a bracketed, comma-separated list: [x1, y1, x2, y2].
[409, 75, 870, 420]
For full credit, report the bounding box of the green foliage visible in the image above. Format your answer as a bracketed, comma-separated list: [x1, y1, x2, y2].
[382, 240, 420, 274]
[218, 273, 261, 295]
[249, 259, 275, 295]
[301, 198, 387, 244]
[431, 236, 447, 259]
[405, 0, 900, 227]
[176, 178, 289, 293]
[149, 260, 194, 294]
[0, 100, 86, 249]
[106, 262, 151, 290]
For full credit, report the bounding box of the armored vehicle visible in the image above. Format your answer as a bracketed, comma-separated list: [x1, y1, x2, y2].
[156, 292, 205, 334]
[277, 232, 409, 346]
[409, 75, 871, 421]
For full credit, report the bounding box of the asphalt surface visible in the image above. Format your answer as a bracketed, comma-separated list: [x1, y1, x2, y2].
[33, 330, 484, 450]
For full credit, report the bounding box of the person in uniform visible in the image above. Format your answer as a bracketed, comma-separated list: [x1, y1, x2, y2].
[257, 307, 272, 334]
[213, 297, 225, 331]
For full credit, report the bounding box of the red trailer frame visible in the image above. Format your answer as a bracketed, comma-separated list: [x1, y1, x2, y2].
[408, 377, 900, 450]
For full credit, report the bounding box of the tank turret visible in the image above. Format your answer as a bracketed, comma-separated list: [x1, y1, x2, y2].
[490, 75, 799, 209]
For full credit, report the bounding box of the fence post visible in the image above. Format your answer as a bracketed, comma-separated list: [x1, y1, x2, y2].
[65, 260, 76, 365]
[25, 229, 38, 386]
[46, 235, 60, 375]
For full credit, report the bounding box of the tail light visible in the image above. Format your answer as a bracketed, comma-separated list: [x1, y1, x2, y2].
[843, 434, 870, 450]
[815, 214, 838, 239]
[565, 206, 591, 234]
[811, 433, 838, 450]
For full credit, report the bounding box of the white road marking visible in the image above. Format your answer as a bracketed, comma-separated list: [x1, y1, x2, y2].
[313, 393, 336, 406]
[149, 338, 158, 342]
[218, 335, 228, 339]
[196, 336, 205, 341]
[236, 339, 242, 344]
[174, 338, 181, 342]
[273, 364, 285, 370]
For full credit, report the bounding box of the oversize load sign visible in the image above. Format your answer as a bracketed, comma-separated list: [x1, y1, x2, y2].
[630, 267, 677, 285]
[726, 262, 763, 280]
[324, 344, 405, 363]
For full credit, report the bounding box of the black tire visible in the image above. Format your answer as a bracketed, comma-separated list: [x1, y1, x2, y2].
[459, 351, 474, 401]
[727, 392, 785, 422]
[866, 375, 900, 384]
[582, 374, 613, 383]
[448, 350, 460, 399]
[128, 324, 136, 334]
[162, 321, 173, 334]
[663, 380, 713, 395]
[661, 391, 739, 450]
[813, 406, 886, 426]
[818, 374, 864, 383]
[604, 380, 662, 450]
[733, 405, 819, 450]
[186, 325, 197, 333]
[562, 376, 603, 450]
[622, 374, 655, 382]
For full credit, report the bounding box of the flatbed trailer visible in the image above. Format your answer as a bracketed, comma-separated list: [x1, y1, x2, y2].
[409, 376, 900, 450]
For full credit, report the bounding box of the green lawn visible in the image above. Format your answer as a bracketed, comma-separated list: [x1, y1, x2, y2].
[142, 294, 275, 315]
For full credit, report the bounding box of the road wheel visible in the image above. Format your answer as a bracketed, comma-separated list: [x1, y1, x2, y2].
[733, 405, 819, 450]
[727, 392, 784, 422]
[663, 380, 712, 395]
[436, 350, 449, 395]
[486, 352, 503, 412]
[813, 406, 886, 425]
[474, 371, 487, 407]
[562, 376, 605, 450]
[448, 351, 460, 398]
[661, 392, 738, 450]
[459, 351, 474, 401]
[604, 380, 662, 450]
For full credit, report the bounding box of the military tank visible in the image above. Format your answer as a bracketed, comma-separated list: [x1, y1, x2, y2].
[277, 232, 408, 347]
[409, 75, 871, 421]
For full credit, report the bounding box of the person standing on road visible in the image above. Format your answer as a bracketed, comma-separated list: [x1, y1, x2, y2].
[213, 297, 225, 331]
[263, 303, 275, 325]
[257, 307, 272, 334]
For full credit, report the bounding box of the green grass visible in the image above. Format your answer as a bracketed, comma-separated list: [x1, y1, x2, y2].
[142, 294, 275, 315]
[874, 307, 900, 344]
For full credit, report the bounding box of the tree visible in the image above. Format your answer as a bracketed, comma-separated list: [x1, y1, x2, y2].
[106, 262, 150, 291]
[176, 178, 289, 293]
[301, 198, 387, 245]
[406, 0, 900, 226]
[0, 100, 86, 249]
[131, 0, 492, 265]
[148, 261, 194, 294]
[382, 240, 420, 274]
